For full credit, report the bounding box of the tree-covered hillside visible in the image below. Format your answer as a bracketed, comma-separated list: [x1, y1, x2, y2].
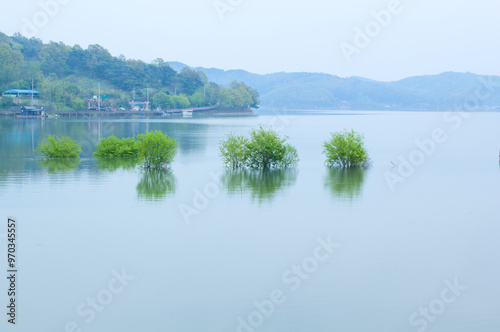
[0, 32, 259, 111]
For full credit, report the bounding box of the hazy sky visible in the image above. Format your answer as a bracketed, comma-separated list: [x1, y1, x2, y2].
[0, 0, 498, 81]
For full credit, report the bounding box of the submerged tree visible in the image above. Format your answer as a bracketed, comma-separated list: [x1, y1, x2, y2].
[36, 135, 81, 158]
[245, 126, 299, 169]
[218, 126, 298, 169]
[94, 136, 138, 157]
[135, 130, 178, 168]
[323, 129, 370, 168]
[219, 133, 248, 169]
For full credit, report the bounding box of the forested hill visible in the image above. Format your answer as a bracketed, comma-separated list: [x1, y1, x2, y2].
[169, 62, 500, 111]
[0, 32, 259, 111]
[2, 30, 498, 112]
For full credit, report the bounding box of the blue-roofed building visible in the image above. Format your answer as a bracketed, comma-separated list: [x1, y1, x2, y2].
[2, 89, 41, 98]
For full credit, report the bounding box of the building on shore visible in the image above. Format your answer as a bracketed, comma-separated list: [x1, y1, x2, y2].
[19, 106, 45, 118]
[88, 96, 106, 111]
[129, 101, 150, 110]
[2, 89, 41, 98]
[2, 89, 42, 106]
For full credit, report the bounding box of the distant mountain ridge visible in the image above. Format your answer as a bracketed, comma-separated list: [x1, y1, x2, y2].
[168, 62, 500, 110]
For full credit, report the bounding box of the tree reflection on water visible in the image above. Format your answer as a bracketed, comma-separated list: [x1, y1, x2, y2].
[95, 157, 139, 172]
[220, 168, 298, 202]
[38, 158, 81, 173]
[324, 167, 367, 200]
[136, 169, 176, 201]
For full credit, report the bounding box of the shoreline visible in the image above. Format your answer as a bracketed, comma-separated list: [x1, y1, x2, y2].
[0, 107, 254, 118]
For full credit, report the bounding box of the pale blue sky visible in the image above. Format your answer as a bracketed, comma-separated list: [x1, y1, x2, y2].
[0, 0, 498, 81]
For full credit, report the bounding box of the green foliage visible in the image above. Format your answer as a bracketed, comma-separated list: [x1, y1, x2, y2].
[0, 43, 25, 90]
[36, 135, 81, 158]
[94, 136, 138, 157]
[211, 81, 260, 109]
[72, 97, 85, 110]
[245, 126, 299, 169]
[39, 41, 71, 77]
[219, 133, 248, 169]
[135, 130, 178, 168]
[230, 81, 260, 108]
[189, 91, 204, 107]
[323, 129, 370, 167]
[179, 67, 204, 95]
[151, 91, 172, 109]
[219, 126, 298, 169]
[0, 33, 260, 111]
[171, 94, 190, 109]
[39, 77, 81, 110]
[0, 97, 15, 108]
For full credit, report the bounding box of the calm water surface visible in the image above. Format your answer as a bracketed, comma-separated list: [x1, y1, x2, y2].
[0, 110, 499, 332]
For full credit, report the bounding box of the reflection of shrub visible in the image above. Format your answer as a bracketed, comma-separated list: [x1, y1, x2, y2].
[136, 130, 178, 168]
[94, 136, 138, 157]
[221, 169, 297, 202]
[323, 129, 370, 168]
[38, 158, 80, 173]
[36, 135, 81, 158]
[325, 167, 366, 199]
[219, 126, 298, 169]
[136, 169, 176, 200]
[95, 157, 139, 172]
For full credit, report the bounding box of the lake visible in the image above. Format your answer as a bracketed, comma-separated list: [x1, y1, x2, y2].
[0, 110, 499, 332]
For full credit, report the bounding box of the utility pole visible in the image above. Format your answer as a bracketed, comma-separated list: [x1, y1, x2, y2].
[31, 79, 34, 106]
[146, 85, 149, 110]
[132, 87, 135, 110]
[98, 82, 101, 112]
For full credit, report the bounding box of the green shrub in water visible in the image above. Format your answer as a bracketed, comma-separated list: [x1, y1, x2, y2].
[219, 125, 298, 169]
[219, 133, 249, 169]
[36, 135, 81, 158]
[94, 136, 138, 157]
[135, 130, 178, 168]
[323, 129, 370, 168]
